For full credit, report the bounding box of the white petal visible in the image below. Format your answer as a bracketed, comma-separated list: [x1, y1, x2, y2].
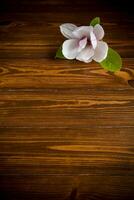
[93, 24, 104, 40]
[62, 39, 79, 59]
[76, 45, 94, 63]
[93, 41, 108, 62]
[73, 26, 93, 39]
[60, 23, 77, 39]
[84, 58, 93, 63]
[78, 37, 87, 52]
[90, 31, 97, 49]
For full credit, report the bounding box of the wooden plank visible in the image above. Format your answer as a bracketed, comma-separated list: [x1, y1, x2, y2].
[1, 0, 133, 13]
[0, 12, 134, 58]
[0, 59, 134, 89]
[0, 0, 134, 199]
[0, 127, 134, 199]
[0, 127, 134, 176]
[0, 175, 134, 200]
[0, 90, 134, 127]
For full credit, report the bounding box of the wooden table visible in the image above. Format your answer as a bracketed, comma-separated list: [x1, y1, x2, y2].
[0, 0, 134, 199]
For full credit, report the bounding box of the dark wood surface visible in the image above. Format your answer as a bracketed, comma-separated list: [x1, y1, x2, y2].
[0, 0, 134, 199]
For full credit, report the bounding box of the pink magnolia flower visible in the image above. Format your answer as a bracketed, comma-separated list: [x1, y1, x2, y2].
[60, 23, 108, 63]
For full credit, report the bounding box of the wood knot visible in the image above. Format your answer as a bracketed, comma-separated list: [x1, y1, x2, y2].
[128, 80, 134, 88]
[66, 188, 78, 200]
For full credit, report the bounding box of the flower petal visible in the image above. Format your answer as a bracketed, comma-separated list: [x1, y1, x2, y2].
[90, 31, 97, 49]
[60, 23, 77, 39]
[93, 41, 108, 62]
[78, 37, 87, 52]
[73, 26, 93, 39]
[93, 24, 104, 40]
[76, 45, 94, 63]
[84, 58, 93, 63]
[62, 39, 78, 59]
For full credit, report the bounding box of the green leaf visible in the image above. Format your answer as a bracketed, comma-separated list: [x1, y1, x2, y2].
[90, 17, 100, 27]
[55, 45, 65, 59]
[100, 47, 122, 72]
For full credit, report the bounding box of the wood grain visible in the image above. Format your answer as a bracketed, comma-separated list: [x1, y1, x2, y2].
[0, 0, 134, 199]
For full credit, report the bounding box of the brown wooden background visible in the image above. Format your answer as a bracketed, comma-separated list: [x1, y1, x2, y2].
[0, 0, 134, 199]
